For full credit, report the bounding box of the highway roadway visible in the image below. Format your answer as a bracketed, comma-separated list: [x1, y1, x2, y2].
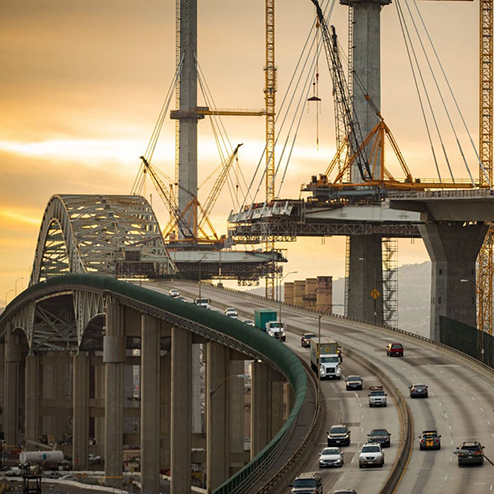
[146, 280, 494, 494]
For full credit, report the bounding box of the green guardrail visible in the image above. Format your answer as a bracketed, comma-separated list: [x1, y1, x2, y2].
[0, 274, 308, 494]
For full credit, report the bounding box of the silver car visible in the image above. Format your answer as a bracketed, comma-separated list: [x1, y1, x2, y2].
[319, 447, 344, 468]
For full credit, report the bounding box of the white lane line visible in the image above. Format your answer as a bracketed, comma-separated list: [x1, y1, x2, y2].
[488, 420, 492, 426]
[361, 427, 364, 432]
[451, 378, 456, 383]
[491, 433, 494, 439]
[439, 370, 444, 374]
[361, 414, 364, 419]
[490, 484, 492, 491]
[351, 457, 355, 463]
[444, 475, 448, 481]
[359, 403, 362, 408]
[449, 455, 452, 462]
[471, 396, 476, 401]
[340, 475, 345, 481]
[438, 402, 443, 407]
[413, 374, 417, 378]
[430, 391, 435, 396]
[480, 407, 484, 413]
[451, 440, 454, 445]
[461, 386, 467, 392]
[445, 414, 448, 419]
[449, 426, 452, 431]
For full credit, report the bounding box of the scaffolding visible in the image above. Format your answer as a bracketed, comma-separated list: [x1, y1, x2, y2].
[382, 237, 398, 328]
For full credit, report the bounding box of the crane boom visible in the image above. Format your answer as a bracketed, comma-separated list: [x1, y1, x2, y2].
[139, 156, 194, 239]
[199, 144, 243, 230]
[310, 0, 372, 181]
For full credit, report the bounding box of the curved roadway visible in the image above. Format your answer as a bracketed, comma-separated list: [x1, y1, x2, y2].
[152, 280, 494, 494]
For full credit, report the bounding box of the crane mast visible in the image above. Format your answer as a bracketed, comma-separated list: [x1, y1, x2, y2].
[265, 0, 277, 300]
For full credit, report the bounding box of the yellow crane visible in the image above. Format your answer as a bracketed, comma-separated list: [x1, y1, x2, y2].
[265, 0, 277, 300]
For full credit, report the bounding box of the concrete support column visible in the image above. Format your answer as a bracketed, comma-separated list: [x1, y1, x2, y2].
[271, 381, 284, 436]
[316, 276, 333, 313]
[284, 282, 294, 305]
[160, 351, 171, 472]
[94, 359, 105, 456]
[73, 353, 89, 470]
[293, 280, 306, 307]
[250, 361, 269, 458]
[229, 360, 245, 463]
[305, 278, 317, 308]
[206, 342, 229, 491]
[104, 299, 126, 489]
[25, 354, 39, 449]
[53, 366, 67, 443]
[4, 334, 20, 450]
[141, 315, 161, 494]
[419, 222, 488, 340]
[347, 235, 384, 323]
[191, 344, 202, 433]
[171, 326, 192, 494]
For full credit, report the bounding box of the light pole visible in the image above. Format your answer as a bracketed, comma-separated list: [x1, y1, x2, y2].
[460, 278, 485, 363]
[207, 373, 249, 491]
[278, 271, 297, 340]
[317, 304, 333, 401]
[4, 289, 13, 307]
[14, 277, 24, 297]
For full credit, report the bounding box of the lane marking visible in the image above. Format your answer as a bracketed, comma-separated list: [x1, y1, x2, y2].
[480, 407, 484, 413]
[444, 475, 448, 481]
[461, 387, 467, 392]
[449, 455, 452, 462]
[449, 426, 452, 431]
[471, 396, 476, 401]
[451, 378, 456, 383]
[445, 414, 448, 419]
[488, 420, 492, 426]
[438, 402, 442, 407]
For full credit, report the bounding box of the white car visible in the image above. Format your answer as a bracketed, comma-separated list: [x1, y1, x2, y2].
[169, 288, 180, 298]
[242, 319, 255, 327]
[224, 308, 238, 318]
[359, 443, 384, 468]
[319, 447, 344, 468]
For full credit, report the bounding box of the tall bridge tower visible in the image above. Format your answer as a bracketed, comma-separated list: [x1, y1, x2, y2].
[341, 0, 391, 323]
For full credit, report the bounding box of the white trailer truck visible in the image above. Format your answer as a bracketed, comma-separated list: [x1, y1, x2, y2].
[310, 338, 342, 379]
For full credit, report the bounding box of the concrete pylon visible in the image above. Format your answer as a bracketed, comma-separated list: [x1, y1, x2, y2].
[104, 298, 126, 489]
[347, 235, 384, 323]
[160, 351, 171, 472]
[4, 333, 20, 450]
[284, 282, 294, 305]
[25, 353, 39, 449]
[419, 222, 489, 341]
[316, 276, 333, 312]
[206, 342, 230, 491]
[170, 326, 192, 494]
[341, 0, 391, 181]
[229, 359, 245, 473]
[141, 315, 161, 494]
[73, 353, 89, 470]
[250, 361, 269, 457]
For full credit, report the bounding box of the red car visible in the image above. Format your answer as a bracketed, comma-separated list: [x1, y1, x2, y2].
[387, 342, 404, 357]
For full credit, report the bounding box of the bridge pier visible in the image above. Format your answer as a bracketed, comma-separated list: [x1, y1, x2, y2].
[229, 359, 246, 475]
[171, 326, 192, 494]
[206, 342, 230, 491]
[24, 354, 39, 450]
[420, 222, 488, 340]
[104, 299, 126, 489]
[141, 315, 161, 494]
[73, 353, 90, 470]
[160, 349, 171, 473]
[347, 235, 384, 324]
[4, 333, 21, 450]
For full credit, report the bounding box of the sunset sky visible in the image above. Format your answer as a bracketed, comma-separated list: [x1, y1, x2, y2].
[0, 0, 480, 303]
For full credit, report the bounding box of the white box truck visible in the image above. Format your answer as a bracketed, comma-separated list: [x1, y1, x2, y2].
[310, 338, 341, 380]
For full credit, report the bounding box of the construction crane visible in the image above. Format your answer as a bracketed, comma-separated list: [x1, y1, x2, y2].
[198, 143, 243, 232]
[265, 0, 277, 300]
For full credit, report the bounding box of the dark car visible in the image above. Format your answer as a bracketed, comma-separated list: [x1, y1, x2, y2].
[419, 430, 441, 450]
[410, 383, 428, 398]
[345, 375, 363, 390]
[332, 491, 357, 494]
[455, 442, 485, 466]
[301, 333, 317, 347]
[387, 342, 404, 357]
[327, 424, 351, 447]
[367, 428, 391, 448]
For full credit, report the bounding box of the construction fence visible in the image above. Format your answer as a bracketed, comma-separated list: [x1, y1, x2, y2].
[439, 316, 494, 368]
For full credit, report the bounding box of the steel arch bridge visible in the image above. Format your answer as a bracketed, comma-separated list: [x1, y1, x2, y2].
[29, 194, 176, 286]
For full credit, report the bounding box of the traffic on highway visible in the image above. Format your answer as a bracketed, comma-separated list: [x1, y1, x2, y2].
[147, 280, 494, 494]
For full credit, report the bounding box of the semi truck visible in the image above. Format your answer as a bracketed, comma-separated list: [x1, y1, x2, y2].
[310, 337, 342, 379]
[254, 309, 277, 332]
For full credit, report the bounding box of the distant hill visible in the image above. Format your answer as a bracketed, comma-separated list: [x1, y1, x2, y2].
[246, 261, 431, 337]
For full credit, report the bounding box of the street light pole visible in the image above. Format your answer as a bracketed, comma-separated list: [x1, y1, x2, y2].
[460, 278, 485, 363]
[207, 373, 249, 491]
[4, 289, 13, 308]
[14, 277, 24, 297]
[278, 271, 297, 340]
